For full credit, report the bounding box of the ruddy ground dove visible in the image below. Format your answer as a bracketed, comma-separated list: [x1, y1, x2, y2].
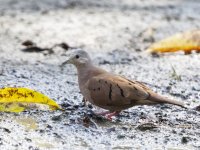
[62, 50, 190, 120]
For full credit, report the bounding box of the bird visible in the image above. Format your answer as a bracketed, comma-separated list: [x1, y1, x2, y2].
[62, 49, 191, 120]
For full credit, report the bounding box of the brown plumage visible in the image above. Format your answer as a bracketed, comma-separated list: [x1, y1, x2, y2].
[62, 50, 186, 119]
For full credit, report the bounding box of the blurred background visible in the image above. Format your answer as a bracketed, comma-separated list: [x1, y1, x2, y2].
[0, 0, 199, 62]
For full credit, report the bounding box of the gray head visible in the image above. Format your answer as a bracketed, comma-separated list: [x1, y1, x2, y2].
[62, 49, 92, 67]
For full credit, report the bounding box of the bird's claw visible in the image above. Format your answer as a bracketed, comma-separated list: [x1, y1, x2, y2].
[104, 111, 120, 121]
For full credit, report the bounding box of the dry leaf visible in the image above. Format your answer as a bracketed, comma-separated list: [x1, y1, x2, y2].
[0, 87, 61, 112]
[147, 30, 200, 54]
[22, 40, 36, 47]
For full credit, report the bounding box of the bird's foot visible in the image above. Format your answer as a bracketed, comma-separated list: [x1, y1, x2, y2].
[105, 111, 120, 121]
[82, 97, 88, 106]
[94, 111, 121, 121]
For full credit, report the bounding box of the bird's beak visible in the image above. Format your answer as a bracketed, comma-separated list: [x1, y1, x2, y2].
[61, 54, 72, 66]
[61, 59, 71, 66]
[61, 59, 70, 66]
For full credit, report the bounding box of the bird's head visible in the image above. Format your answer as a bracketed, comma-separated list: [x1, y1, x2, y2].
[62, 49, 92, 67]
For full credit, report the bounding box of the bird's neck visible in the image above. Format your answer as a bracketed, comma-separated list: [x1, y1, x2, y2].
[77, 63, 95, 85]
[76, 63, 105, 86]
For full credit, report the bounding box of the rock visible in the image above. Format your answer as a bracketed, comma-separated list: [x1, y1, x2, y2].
[117, 135, 125, 139]
[136, 123, 158, 131]
[51, 115, 62, 121]
[181, 137, 190, 144]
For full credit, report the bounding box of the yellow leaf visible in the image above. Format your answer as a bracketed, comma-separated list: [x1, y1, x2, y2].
[0, 87, 61, 112]
[147, 30, 200, 54]
[0, 102, 25, 112]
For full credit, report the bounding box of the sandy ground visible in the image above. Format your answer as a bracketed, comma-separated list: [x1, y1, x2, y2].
[0, 0, 200, 149]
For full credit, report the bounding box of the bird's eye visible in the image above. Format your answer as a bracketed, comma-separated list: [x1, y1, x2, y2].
[75, 55, 79, 59]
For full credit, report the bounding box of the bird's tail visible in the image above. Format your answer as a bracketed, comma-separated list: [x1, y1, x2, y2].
[148, 92, 200, 111]
[148, 92, 187, 109]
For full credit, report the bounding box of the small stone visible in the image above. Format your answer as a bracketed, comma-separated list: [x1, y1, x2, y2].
[121, 127, 128, 131]
[107, 127, 115, 132]
[181, 137, 189, 144]
[47, 124, 52, 129]
[117, 135, 125, 139]
[51, 115, 62, 121]
[136, 123, 158, 131]
[73, 105, 79, 109]
[88, 104, 93, 109]
[38, 129, 45, 133]
[53, 132, 62, 139]
[172, 130, 177, 134]
[25, 138, 32, 142]
[3, 128, 11, 133]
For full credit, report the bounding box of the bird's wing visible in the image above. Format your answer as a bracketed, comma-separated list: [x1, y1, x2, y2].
[86, 74, 156, 110]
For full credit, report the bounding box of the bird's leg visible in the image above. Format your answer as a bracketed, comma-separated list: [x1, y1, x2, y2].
[105, 111, 121, 120]
[82, 97, 87, 106]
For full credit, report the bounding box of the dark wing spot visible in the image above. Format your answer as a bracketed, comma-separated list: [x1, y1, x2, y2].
[134, 81, 149, 90]
[132, 86, 138, 90]
[117, 84, 125, 97]
[109, 84, 112, 101]
[123, 77, 136, 85]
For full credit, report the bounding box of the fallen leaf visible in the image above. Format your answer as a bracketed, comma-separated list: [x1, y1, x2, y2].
[21, 40, 54, 54]
[21, 41, 73, 54]
[147, 30, 200, 54]
[0, 87, 61, 112]
[22, 40, 36, 47]
[22, 46, 50, 52]
[57, 42, 70, 50]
